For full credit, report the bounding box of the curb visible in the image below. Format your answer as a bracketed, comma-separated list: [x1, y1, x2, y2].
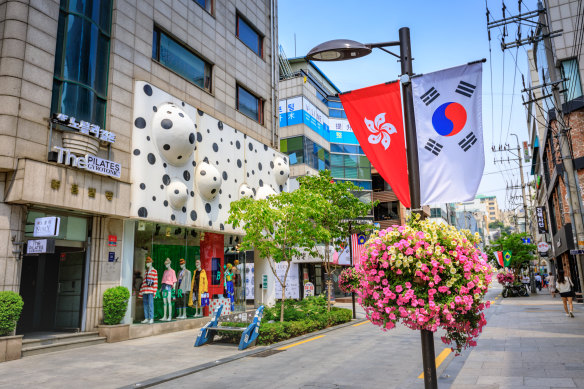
[119, 317, 367, 389]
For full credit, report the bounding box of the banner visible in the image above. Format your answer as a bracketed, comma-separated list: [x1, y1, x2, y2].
[340, 81, 410, 207]
[412, 62, 484, 205]
[494, 251, 504, 267]
[536, 206, 548, 234]
[503, 250, 512, 267]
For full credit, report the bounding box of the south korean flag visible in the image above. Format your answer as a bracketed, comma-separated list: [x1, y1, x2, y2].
[412, 62, 484, 205]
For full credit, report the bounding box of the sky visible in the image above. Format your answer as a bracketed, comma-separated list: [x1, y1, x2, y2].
[278, 0, 541, 211]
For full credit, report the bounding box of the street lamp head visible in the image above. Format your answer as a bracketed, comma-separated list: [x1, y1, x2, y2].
[306, 39, 372, 61]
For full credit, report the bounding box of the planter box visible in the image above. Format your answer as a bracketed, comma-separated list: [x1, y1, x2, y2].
[0, 335, 23, 362]
[97, 324, 130, 343]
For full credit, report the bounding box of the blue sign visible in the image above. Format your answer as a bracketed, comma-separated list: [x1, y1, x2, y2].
[522, 238, 531, 244]
[108, 251, 116, 262]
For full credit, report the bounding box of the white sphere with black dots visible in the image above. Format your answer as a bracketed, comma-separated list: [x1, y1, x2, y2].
[238, 184, 254, 199]
[152, 103, 195, 166]
[273, 156, 290, 185]
[167, 180, 189, 210]
[196, 162, 222, 201]
[256, 186, 277, 200]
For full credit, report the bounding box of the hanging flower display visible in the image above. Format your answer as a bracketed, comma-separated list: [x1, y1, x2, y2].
[338, 266, 363, 293]
[496, 271, 515, 285]
[357, 214, 492, 354]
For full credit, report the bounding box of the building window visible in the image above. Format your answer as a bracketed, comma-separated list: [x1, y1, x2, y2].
[330, 144, 364, 155]
[331, 153, 370, 180]
[374, 201, 400, 220]
[280, 136, 304, 165]
[237, 85, 263, 123]
[560, 59, 583, 102]
[280, 136, 330, 171]
[51, 0, 113, 128]
[152, 27, 212, 92]
[193, 0, 212, 14]
[329, 109, 347, 119]
[236, 14, 263, 57]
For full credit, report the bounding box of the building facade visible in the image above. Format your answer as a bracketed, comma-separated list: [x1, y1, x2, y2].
[0, 0, 286, 334]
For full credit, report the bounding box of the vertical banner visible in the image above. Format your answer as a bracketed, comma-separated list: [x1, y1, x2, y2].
[536, 206, 548, 234]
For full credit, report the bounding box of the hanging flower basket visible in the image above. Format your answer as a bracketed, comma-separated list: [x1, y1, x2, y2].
[338, 267, 363, 293]
[357, 214, 492, 354]
[496, 271, 514, 286]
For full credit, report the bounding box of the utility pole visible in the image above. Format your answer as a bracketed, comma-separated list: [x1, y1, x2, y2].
[540, 4, 584, 295]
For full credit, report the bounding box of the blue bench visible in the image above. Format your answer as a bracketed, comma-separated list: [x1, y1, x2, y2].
[194, 305, 264, 350]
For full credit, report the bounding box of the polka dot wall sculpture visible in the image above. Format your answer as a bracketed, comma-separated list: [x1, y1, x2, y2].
[131, 81, 289, 233]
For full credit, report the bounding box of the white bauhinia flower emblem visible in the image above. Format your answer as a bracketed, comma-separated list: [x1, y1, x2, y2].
[364, 113, 397, 150]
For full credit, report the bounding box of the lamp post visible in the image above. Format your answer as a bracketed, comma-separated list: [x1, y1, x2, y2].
[307, 28, 437, 389]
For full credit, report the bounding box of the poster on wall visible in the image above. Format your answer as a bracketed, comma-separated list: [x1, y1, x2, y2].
[244, 263, 254, 300]
[274, 262, 300, 299]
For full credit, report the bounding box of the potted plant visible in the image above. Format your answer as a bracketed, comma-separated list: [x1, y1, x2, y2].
[97, 286, 130, 343]
[0, 291, 24, 362]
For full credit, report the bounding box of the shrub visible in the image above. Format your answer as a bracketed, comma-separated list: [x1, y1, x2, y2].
[103, 286, 130, 325]
[0, 291, 24, 336]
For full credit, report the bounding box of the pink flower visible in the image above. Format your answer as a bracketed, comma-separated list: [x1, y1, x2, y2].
[395, 285, 403, 293]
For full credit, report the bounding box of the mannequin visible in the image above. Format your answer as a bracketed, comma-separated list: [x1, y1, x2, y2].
[224, 263, 235, 311]
[138, 257, 158, 324]
[188, 259, 208, 317]
[233, 259, 242, 303]
[161, 258, 177, 321]
[176, 258, 192, 319]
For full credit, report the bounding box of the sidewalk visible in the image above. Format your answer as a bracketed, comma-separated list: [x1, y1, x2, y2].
[447, 285, 584, 389]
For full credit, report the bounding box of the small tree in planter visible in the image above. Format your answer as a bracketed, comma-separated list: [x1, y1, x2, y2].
[357, 215, 492, 354]
[0, 291, 24, 362]
[99, 286, 130, 343]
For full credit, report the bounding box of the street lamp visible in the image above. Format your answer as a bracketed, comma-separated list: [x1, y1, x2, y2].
[307, 28, 436, 389]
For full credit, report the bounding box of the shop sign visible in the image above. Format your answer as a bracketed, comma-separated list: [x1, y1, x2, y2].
[108, 252, 116, 262]
[52, 113, 116, 144]
[262, 274, 268, 289]
[537, 242, 550, 253]
[570, 249, 584, 255]
[108, 235, 117, 247]
[26, 239, 55, 254]
[53, 146, 121, 178]
[536, 207, 548, 234]
[34, 217, 60, 237]
[304, 282, 315, 298]
[523, 141, 530, 162]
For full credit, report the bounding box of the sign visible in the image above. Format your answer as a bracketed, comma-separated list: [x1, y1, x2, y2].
[274, 262, 299, 299]
[52, 113, 116, 144]
[108, 235, 117, 247]
[53, 146, 121, 178]
[523, 141, 530, 162]
[108, 252, 116, 262]
[522, 238, 532, 244]
[536, 207, 548, 234]
[26, 239, 55, 254]
[34, 217, 60, 237]
[304, 282, 315, 298]
[537, 242, 550, 253]
[570, 249, 584, 255]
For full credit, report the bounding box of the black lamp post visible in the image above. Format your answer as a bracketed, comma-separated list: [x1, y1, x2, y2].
[307, 28, 437, 389]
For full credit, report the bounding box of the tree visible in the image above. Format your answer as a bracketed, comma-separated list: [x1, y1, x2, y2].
[488, 221, 512, 235]
[486, 232, 536, 273]
[298, 170, 375, 310]
[228, 189, 329, 322]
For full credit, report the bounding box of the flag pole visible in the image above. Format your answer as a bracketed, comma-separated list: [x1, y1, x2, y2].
[348, 222, 356, 319]
[398, 27, 438, 389]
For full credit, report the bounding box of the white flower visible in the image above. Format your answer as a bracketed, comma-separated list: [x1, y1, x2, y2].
[364, 113, 397, 150]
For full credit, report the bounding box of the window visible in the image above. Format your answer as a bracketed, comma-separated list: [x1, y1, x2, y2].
[372, 174, 391, 192]
[330, 144, 364, 155]
[280, 136, 329, 171]
[51, 0, 113, 128]
[153, 27, 212, 92]
[193, 0, 212, 14]
[280, 136, 304, 165]
[560, 59, 583, 102]
[237, 85, 263, 123]
[330, 152, 371, 180]
[431, 208, 444, 218]
[236, 14, 262, 57]
[329, 109, 347, 119]
[374, 201, 400, 220]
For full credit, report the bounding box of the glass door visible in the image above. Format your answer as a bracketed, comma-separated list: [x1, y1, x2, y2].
[54, 251, 85, 330]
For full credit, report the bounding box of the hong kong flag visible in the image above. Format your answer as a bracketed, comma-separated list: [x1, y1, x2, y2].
[340, 81, 410, 207]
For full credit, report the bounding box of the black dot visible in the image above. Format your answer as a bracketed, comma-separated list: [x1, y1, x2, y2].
[160, 185, 164, 189]
[164, 200, 169, 207]
[161, 119, 173, 129]
[179, 113, 184, 118]
[147, 153, 156, 165]
[258, 163, 262, 171]
[220, 138, 223, 142]
[190, 191, 194, 197]
[147, 136, 151, 141]
[162, 174, 170, 185]
[218, 121, 223, 130]
[284, 157, 288, 163]
[177, 155, 182, 159]
[167, 111, 171, 114]
[244, 134, 247, 139]
[220, 223, 224, 231]
[208, 221, 212, 226]
[138, 207, 148, 217]
[264, 145, 268, 151]
[171, 214, 176, 221]
[222, 172, 228, 180]
[140, 183, 146, 190]
[203, 157, 209, 164]
[182, 101, 185, 106]
[230, 141, 233, 145]
[248, 143, 253, 151]
[280, 171, 285, 175]
[133, 149, 140, 156]
[174, 189, 179, 194]
[237, 160, 242, 168]
[135, 117, 146, 129]
[163, 163, 167, 168]
[252, 188, 256, 195]
[242, 191, 246, 195]
[247, 173, 250, 178]
[218, 204, 222, 209]
[197, 109, 204, 116]
[236, 141, 241, 149]
[227, 159, 230, 163]
[153, 106, 157, 112]
[143, 84, 153, 96]
[211, 189, 216, 194]
[190, 210, 197, 221]
[207, 129, 210, 133]
[152, 196, 157, 201]
[205, 203, 211, 213]
[228, 194, 232, 198]
[192, 161, 196, 167]
[189, 133, 195, 144]
[219, 189, 222, 194]
[234, 179, 237, 183]
[259, 179, 264, 187]
[197, 132, 203, 142]
[270, 161, 274, 169]
[215, 161, 219, 165]
[200, 170, 206, 176]
[183, 171, 191, 181]
[182, 206, 186, 213]
[279, 185, 283, 191]
[213, 176, 217, 181]
[213, 143, 218, 152]
[163, 144, 170, 150]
